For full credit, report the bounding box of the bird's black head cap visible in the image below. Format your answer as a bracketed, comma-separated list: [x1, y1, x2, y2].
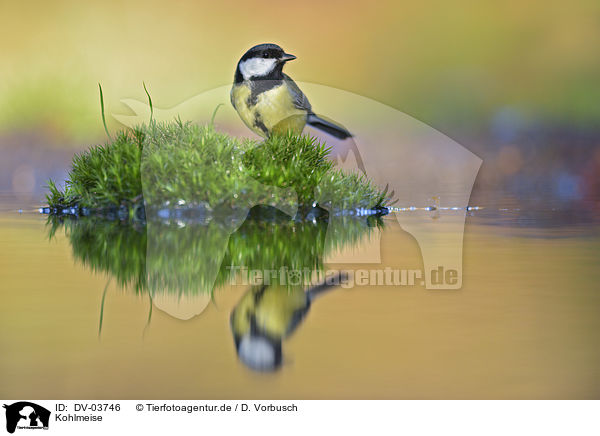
[240, 43, 286, 62]
[234, 43, 296, 83]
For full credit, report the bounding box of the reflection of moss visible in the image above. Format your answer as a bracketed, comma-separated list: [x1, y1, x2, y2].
[219, 206, 375, 286]
[47, 216, 147, 293]
[48, 207, 382, 295]
[46, 121, 390, 216]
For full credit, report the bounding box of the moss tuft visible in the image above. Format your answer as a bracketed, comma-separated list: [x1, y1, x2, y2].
[47, 121, 391, 219]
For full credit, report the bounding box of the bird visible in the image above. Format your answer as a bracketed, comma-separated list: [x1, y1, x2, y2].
[230, 272, 348, 372]
[230, 43, 352, 140]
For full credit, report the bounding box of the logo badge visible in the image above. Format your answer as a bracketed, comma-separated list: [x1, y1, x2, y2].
[3, 402, 50, 434]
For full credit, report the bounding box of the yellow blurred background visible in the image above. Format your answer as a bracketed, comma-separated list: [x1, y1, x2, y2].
[1, 0, 599, 142]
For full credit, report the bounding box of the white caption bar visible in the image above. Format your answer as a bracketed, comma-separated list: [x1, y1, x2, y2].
[0, 400, 598, 436]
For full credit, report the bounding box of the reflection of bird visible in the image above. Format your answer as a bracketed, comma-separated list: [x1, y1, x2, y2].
[230, 273, 346, 371]
[231, 43, 352, 139]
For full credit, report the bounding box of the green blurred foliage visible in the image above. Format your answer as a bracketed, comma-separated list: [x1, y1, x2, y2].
[1, 0, 599, 142]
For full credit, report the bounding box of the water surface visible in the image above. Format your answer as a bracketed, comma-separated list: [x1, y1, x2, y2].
[1, 193, 598, 399]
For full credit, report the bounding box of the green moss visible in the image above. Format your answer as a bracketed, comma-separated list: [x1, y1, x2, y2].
[47, 121, 390, 219]
[46, 129, 144, 212]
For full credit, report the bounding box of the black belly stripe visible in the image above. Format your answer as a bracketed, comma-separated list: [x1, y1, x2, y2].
[247, 78, 283, 107]
[253, 113, 269, 135]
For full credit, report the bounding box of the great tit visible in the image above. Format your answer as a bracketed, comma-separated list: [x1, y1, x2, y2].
[230, 273, 347, 372]
[230, 43, 352, 139]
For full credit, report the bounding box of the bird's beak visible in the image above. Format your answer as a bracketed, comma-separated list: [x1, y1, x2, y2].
[279, 53, 297, 63]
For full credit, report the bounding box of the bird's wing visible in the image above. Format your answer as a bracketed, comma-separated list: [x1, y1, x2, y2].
[283, 73, 312, 113]
[229, 86, 236, 109]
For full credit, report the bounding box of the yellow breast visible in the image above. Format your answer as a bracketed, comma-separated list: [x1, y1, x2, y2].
[231, 83, 307, 138]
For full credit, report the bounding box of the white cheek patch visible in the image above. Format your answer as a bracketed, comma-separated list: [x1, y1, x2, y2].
[239, 58, 277, 79]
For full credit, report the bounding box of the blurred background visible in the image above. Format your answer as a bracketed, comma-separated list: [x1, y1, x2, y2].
[1, 0, 600, 216]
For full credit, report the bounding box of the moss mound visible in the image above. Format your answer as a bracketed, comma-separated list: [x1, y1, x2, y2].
[46, 121, 390, 220]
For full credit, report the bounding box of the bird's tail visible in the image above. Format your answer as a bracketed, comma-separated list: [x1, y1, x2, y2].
[306, 113, 352, 139]
[306, 272, 349, 302]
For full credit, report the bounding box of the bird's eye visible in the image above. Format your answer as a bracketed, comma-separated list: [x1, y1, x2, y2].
[262, 52, 269, 58]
